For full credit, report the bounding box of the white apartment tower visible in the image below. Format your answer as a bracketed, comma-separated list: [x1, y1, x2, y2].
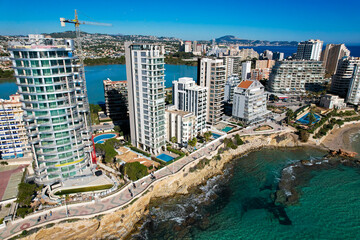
[172, 77, 207, 133]
[9, 35, 94, 185]
[331, 57, 360, 105]
[125, 42, 166, 155]
[296, 39, 323, 61]
[232, 80, 267, 123]
[197, 58, 226, 125]
[242, 61, 251, 80]
[224, 75, 240, 103]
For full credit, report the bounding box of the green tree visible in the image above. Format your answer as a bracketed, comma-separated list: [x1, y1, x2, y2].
[90, 104, 102, 114]
[299, 129, 310, 142]
[188, 137, 197, 148]
[308, 111, 316, 125]
[204, 131, 212, 142]
[171, 136, 177, 144]
[123, 162, 148, 181]
[16, 183, 38, 206]
[234, 134, 244, 146]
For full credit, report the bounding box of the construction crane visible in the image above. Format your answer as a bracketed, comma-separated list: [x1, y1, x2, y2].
[60, 9, 111, 64]
[60, 10, 111, 164]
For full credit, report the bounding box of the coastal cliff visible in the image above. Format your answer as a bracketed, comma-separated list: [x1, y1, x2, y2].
[22, 132, 299, 240]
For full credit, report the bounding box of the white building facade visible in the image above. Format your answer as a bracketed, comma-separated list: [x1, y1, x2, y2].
[296, 39, 323, 61]
[172, 77, 207, 133]
[232, 80, 267, 123]
[331, 57, 360, 105]
[165, 106, 197, 147]
[197, 58, 226, 125]
[241, 61, 251, 80]
[224, 75, 240, 103]
[268, 60, 325, 93]
[0, 94, 30, 160]
[125, 43, 166, 155]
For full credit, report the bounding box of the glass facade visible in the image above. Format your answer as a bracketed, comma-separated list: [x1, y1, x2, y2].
[9, 41, 93, 184]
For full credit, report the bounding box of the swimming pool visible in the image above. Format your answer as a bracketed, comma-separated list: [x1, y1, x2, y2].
[156, 153, 175, 162]
[297, 112, 321, 125]
[221, 126, 233, 132]
[212, 133, 222, 139]
[93, 133, 116, 144]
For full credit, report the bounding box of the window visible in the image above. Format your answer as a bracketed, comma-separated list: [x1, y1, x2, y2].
[29, 52, 38, 58]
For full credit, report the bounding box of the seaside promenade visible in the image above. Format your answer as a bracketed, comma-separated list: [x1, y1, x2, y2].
[0, 125, 292, 239]
[0, 135, 228, 239]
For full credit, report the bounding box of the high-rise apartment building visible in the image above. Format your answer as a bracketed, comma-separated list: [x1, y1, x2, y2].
[224, 75, 240, 103]
[296, 39, 323, 61]
[273, 52, 284, 61]
[125, 42, 166, 155]
[0, 94, 30, 160]
[223, 56, 242, 79]
[184, 41, 192, 53]
[241, 61, 251, 80]
[9, 35, 94, 184]
[321, 44, 350, 75]
[268, 60, 325, 93]
[103, 78, 128, 122]
[197, 58, 226, 125]
[172, 77, 207, 133]
[232, 80, 267, 123]
[331, 57, 360, 105]
[259, 50, 273, 60]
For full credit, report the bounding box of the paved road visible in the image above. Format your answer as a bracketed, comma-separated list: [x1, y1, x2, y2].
[0, 137, 224, 239]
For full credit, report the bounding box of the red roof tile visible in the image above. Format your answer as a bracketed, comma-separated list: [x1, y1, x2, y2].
[237, 80, 254, 89]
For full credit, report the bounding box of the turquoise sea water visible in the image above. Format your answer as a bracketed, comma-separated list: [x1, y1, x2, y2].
[0, 64, 197, 104]
[136, 147, 360, 239]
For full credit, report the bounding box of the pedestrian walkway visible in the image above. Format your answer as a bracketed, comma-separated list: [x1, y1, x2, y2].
[0, 127, 280, 239]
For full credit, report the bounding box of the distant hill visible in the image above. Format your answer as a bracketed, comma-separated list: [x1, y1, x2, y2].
[215, 35, 298, 46]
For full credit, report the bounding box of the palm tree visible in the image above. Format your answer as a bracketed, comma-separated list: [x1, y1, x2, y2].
[204, 131, 212, 142]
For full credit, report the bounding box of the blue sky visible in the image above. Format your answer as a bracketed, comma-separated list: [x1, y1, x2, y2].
[0, 0, 359, 44]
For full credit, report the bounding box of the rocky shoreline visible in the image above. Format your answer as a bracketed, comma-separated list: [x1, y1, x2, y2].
[275, 149, 360, 206]
[18, 132, 302, 240]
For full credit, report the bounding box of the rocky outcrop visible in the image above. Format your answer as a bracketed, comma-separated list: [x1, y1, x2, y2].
[22, 132, 300, 240]
[275, 156, 360, 206]
[329, 149, 357, 158]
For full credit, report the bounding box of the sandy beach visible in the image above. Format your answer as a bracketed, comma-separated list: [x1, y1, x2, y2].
[322, 123, 360, 152]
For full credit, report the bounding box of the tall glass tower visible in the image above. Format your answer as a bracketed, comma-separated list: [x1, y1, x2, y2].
[8, 35, 94, 185]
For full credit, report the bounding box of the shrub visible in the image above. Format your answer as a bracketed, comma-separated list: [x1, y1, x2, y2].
[16, 207, 33, 218]
[5, 203, 11, 208]
[234, 134, 244, 145]
[299, 129, 310, 142]
[123, 162, 148, 181]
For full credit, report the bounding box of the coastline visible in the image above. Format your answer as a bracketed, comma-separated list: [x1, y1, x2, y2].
[17, 132, 301, 240]
[13, 123, 359, 240]
[321, 122, 360, 151]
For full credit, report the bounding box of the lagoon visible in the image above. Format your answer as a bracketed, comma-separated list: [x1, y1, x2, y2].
[0, 64, 198, 104]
